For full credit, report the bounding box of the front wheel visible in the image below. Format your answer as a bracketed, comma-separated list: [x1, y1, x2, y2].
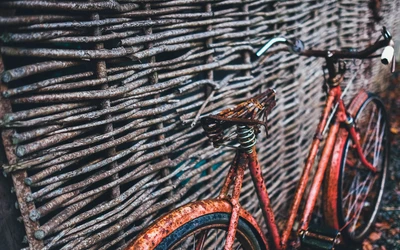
[324, 91, 389, 245]
[126, 200, 267, 250]
[155, 213, 263, 250]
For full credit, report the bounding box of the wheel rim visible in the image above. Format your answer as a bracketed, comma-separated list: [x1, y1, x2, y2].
[339, 98, 388, 241]
[169, 224, 254, 250]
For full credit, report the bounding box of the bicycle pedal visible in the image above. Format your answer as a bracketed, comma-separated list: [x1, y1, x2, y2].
[299, 225, 341, 250]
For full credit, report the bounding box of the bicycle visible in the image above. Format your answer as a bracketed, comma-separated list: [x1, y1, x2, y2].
[125, 27, 395, 250]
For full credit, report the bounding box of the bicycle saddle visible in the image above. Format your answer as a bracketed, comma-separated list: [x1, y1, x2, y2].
[201, 89, 276, 148]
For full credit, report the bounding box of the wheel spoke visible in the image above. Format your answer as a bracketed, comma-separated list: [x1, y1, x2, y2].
[350, 176, 376, 234]
[329, 97, 388, 242]
[213, 230, 218, 249]
[345, 173, 365, 220]
[344, 175, 358, 220]
[373, 120, 385, 167]
[362, 114, 378, 161]
[368, 110, 380, 160]
[362, 104, 376, 150]
[183, 234, 194, 249]
[195, 230, 209, 250]
[344, 169, 378, 223]
[362, 106, 383, 166]
[346, 176, 364, 222]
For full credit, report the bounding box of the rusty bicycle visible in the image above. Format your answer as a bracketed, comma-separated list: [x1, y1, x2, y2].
[126, 27, 395, 250]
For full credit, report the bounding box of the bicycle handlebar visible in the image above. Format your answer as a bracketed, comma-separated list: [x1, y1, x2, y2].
[256, 37, 305, 57]
[257, 27, 395, 68]
[299, 39, 391, 60]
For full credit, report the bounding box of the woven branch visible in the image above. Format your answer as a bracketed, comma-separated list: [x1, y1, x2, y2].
[0, 0, 398, 249]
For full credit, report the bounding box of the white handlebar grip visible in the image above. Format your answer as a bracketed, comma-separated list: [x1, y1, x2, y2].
[381, 45, 394, 65]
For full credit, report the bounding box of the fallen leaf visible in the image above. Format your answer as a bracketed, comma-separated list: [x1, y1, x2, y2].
[369, 231, 382, 242]
[389, 228, 399, 236]
[363, 240, 373, 250]
[375, 221, 391, 230]
[391, 127, 399, 134]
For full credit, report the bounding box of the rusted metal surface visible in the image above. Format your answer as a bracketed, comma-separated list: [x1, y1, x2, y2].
[0, 1, 398, 249]
[126, 199, 268, 250]
[347, 114, 377, 173]
[218, 154, 239, 199]
[300, 118, 339, 229]
[248, 148, 281, 250]
[201, 89, 276, 149]
[225, 154, 246, 250]
[128, 83, 380, 249]
[159, 89, 277, 249]
[323, 90, 369, 230]
[281, 90, 337, 249]
[299, 87, 343, 232]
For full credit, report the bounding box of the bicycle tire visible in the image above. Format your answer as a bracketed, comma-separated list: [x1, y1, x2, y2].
[154, 212, 264, 250]
[324, 91, 389, 244]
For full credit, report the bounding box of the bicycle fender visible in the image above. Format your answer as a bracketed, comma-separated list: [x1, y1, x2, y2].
[324, 90, 369, 229]
[125, 199, 268, 250]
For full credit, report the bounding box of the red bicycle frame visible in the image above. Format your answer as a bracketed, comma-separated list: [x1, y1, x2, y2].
[215, 84, 376, 250]
[128, 28, 393, 250]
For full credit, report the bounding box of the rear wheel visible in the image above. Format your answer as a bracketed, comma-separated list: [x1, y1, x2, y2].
[155, 213, 264, 250]
[324, 93, 389, 244]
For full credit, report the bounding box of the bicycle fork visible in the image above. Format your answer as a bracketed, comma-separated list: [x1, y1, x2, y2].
[335, 93, 377, 173]
[344, 114, 377, 173]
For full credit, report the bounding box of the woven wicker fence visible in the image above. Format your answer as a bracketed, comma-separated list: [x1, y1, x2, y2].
[0, 1, 399, 249]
